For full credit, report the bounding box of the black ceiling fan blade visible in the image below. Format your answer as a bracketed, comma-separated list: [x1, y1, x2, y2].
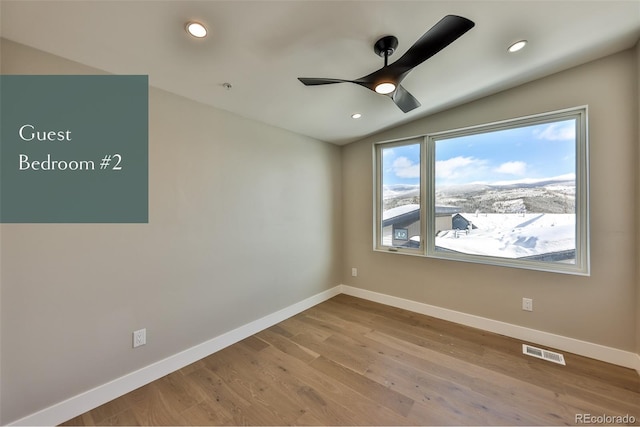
[391, 15, 475, 72]
[298, 77, 354, 86]
[299, 76, 382, 94]
[298, 15, 473, 113]
[391, 84, 421, 113]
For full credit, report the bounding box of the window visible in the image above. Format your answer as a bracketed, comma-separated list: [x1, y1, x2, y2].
[374, 107, 589, 275]
[375, 140, 422, 252]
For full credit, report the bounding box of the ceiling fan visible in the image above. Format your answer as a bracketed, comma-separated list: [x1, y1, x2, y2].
[298, 15, 475, 113]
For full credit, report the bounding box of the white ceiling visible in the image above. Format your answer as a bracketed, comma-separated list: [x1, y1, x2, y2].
[2, 1, 639, 145]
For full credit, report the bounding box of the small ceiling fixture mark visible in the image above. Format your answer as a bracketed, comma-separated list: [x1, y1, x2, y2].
[222, 82, 232, 90]
[186, 21, 207, 38]
[508, 40, 527, 53]
[351, 113, 362, 119]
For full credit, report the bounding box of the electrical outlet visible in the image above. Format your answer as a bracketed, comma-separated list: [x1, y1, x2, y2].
[522, 298, 533, 312]
[133, 328, 146, 348]
[351, 268, 358, 277]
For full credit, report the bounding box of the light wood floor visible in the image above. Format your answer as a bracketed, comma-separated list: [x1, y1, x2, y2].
[62, 294, 640, 426]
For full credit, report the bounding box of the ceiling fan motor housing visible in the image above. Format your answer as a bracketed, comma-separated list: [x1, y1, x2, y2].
[374, 35, 399, 58]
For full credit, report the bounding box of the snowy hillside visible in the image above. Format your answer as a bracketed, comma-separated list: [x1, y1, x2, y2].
[384, 177, 575, 214]
[436, 213, 575, 261]
[383, 184, 420, 199]
[383, 184, 420, 210]
[382, 177, 577, 261]
[436, 177, 575, 214]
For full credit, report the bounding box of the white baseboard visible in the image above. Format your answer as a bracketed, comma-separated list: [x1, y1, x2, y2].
[8, 286, 341, 426]
[339, 284, 640, 372]
[9, 284, 639, 425]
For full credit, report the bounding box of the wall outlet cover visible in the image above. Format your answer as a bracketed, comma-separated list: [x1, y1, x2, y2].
[133, 328, 146, 348]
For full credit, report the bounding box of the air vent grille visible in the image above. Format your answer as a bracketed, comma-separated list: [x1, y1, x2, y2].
[522, 344, 566, 365]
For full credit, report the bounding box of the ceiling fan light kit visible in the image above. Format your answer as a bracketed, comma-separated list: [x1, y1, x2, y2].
[298, 15, 475, 113]
[375, 82, 396, 94]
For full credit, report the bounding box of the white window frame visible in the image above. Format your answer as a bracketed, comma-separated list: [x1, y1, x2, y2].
[373, 137, 425, 255]
[374, 106, 590, 276]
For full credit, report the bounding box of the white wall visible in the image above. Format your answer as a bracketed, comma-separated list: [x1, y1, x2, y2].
[636, 40, 640, 357]
[342, 48, 638, 353]
[0, 39, 342, 424]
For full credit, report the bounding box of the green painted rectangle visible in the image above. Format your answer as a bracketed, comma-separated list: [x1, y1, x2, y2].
[1, 75, 149, 223]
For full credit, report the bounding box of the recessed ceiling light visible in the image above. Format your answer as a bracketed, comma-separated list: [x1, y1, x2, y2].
[508, 40, 527, 53]
[375, 82, 396, 94]
[351, 113, 362, 119]
[186, 21, 207, 38]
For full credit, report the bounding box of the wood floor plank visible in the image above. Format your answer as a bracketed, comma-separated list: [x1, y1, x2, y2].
[184, 366, 251, 423]
[255, 343, 408, 425]
[126, 381, 192, 426]
[289, 329, 373, 375]
[363, 328, 631, 424]
[309, 355, 415, 417]
[254, 327, 319, 364]
[59, 412, 96, 426]
[81, 391, 131, 425]
[323, 325, 552, 424]
[154, 373, 201, 414]
[95, 408, 141, 426]
[178, 397, 233, 425]
[324, 296, 488, 361]
[276, 315, 333, 341]
[62, 294, 640, 426]
[303, 304, 375, 335]
[364, 350, 550, 425]
[232, 338, 413, 426]
[234, 343, 362, 425]
[202, 346, 304, 425]
[176, 359, 207, 377]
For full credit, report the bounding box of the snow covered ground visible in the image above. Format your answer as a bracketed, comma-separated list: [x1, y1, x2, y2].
[382, 204, 420, 221]
[436, 213, 575, 259]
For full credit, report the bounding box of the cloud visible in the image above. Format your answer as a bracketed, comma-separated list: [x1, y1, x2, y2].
[534, 122, 575, 141]
[436, 156, 480, 179]
[382, 148, 395, 160]
[392, 157, 420, 178]
[494, 161, 527, 175]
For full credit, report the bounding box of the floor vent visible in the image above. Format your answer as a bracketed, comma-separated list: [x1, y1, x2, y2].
[522, 344, 566, 365]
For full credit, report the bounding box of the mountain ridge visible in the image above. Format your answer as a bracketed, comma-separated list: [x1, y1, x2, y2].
[384, 178, 575, 214]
